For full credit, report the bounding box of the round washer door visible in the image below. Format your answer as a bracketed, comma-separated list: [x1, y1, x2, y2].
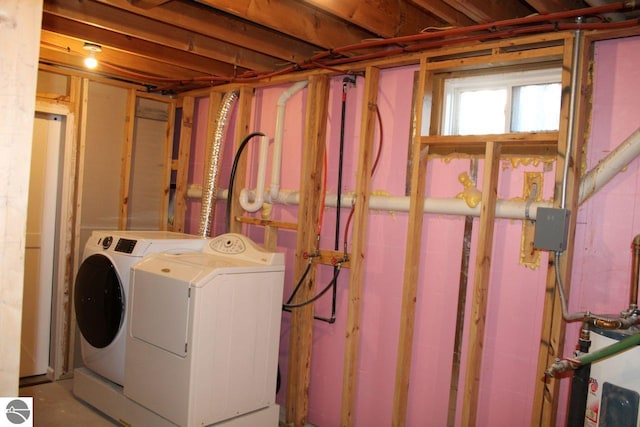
[74, 254, 125, 349]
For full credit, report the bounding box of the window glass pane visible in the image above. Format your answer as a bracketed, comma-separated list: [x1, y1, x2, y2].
[457, 89, 507, 135]
[511, 83, 561, 132]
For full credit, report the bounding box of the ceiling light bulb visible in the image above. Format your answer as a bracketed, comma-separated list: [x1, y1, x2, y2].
[82, 42, 102, 70]
[84, 55, 98, 69]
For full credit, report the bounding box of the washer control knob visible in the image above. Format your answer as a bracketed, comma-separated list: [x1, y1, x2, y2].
[102, 236, 113, 250]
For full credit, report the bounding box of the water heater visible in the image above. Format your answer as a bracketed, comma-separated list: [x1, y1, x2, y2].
[585, 327, 640, 427]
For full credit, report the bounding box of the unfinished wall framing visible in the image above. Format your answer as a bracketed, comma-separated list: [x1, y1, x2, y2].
[31, 25, 640, 427]
[168, 31, 589, 427]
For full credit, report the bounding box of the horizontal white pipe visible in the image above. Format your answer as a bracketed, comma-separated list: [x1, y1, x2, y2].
[188, 186, 550, 220]
[271, 81, 308, 201]
[579, 126, 640, 204]
[239, 135, 270, 212]
[186, 125, 640, 220]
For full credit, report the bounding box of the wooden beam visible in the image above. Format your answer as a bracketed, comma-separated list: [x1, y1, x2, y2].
[172, 96, 196, 233]
[392, 57, 430, 427]
[410, 0, 476, 27]
[128, 0, 171, 8]
[196, 0, 376, 49]
[118, 88, 136, 230]
[424, 45, 564, 72]
[39, 32, 219, 84]
[228, 86, 254, 235]
[95, 0, 317, 64]
[301, 0, 444, 37]
[422, 132, 558, 156]
[531, 32, 589, 427]
[159, 97, 175, 230]
[235, 216, 297, 231]
[460, 140, 502, 426]
[524, 0, 586, 14]
[441, 0, 534, 23]
[44, 0, 276, 72]
[286, 74, 330, 427]
[340, 66, 380, 427]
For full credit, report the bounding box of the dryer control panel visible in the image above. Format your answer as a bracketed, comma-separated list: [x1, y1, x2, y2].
[204, 233, 284, 266]
[209, 234, 246, 254]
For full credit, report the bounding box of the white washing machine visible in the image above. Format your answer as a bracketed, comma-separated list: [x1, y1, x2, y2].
[74, 230, 207, 386]
[124, 233, 284, 427]
[585, 327, 640, 427]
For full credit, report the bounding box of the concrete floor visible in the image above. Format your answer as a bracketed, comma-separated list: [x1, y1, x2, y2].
[19, 377, 309, 427]
[20, 379, 119, 426]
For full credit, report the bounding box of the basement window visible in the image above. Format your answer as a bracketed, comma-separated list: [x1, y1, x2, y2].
[441, 67, 562, 135]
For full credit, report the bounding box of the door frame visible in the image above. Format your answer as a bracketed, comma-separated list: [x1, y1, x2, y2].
[34, 100, 77, 380]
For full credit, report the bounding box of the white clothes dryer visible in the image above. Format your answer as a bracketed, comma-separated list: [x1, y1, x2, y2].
[124, 233, 285, 427]
[74, 230, 207, 386]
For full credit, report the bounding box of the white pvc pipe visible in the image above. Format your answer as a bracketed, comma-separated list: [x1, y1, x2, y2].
[579, 127, 640, 204]
[270, 81, 308, 201]
[232, 189, 552, 220]
[239, 135, 270, 212]
[186, 125, 640, 219]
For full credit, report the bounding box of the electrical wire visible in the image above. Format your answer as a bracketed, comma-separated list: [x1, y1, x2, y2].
[343, 104, 384, 255]
[284, 79, 386, 312]
[554, 250, 640, 328]
[283, 263, 343, 309]
[225, 132, 265, 233]
[63, 3, 638, 93]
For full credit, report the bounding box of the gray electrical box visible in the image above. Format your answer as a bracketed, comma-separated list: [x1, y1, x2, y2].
[533, 207, 570, 252]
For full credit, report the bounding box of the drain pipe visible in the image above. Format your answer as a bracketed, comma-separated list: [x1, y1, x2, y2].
[198, 90, 238, 237]
[189, 124, 640, 220]
[579, 127, 640, 203]
[270, 81, 308, 202]
[239, 135, 270, 212]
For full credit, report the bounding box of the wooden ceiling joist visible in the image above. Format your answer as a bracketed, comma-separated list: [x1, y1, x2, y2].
[44, 0, 276, 72]
[40, 0, 640, 94]
[95, 0, 320, 64]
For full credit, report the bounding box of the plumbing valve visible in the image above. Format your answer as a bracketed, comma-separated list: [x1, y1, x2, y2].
[545, 358, 579, 378]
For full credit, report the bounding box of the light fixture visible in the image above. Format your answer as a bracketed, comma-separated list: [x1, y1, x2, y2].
[83, 42, 102, 69]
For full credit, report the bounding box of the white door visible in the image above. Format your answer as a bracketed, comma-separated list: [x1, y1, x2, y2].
[20, 113, 62, 378]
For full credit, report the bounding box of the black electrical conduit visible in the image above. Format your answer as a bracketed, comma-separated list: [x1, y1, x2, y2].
[226, 131, 266, 233]
[224, 80, 381, 316]
[282, 77, 354, 316]
[283, 83, 384, 314]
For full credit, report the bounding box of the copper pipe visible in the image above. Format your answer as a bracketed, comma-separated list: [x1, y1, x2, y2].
[146, 3, 639, 92]
[592, 318, 623, 329]
[631, 234, 640, 308]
